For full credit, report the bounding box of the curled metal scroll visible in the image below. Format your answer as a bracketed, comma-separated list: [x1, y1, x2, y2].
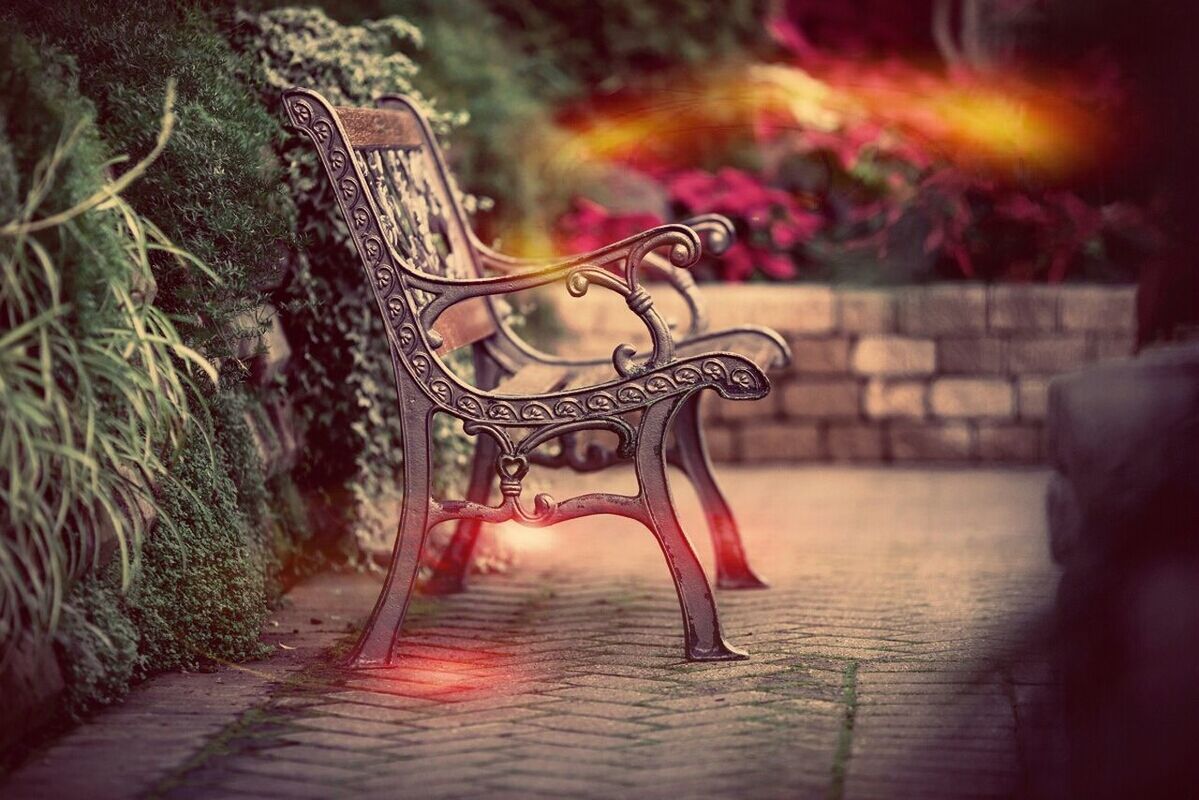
[459, 416, 636, 525]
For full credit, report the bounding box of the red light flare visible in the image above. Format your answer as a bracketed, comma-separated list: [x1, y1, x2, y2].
[357, 645, 514, 700]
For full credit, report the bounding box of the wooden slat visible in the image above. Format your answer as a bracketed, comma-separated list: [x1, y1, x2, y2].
[431, 298, 497, 353]
[493, 362, 571, 396]
[335, 106, 424, 148]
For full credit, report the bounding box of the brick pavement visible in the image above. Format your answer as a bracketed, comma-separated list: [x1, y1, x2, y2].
[2, 467, 1057, 799]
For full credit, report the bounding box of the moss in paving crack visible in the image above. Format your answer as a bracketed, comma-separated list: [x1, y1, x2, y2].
[142, 623, 381, 798]
[828, 661, 860, 800]
[145, 706, 291, 800]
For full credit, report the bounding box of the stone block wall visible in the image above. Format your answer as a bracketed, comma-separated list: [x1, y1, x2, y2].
[541, 283, 1136, 464]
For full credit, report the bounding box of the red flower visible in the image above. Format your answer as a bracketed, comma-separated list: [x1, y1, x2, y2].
[555, 198, 664, 255]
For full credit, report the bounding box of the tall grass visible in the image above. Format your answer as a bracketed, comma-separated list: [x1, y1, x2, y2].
[0, 81, 217, 666]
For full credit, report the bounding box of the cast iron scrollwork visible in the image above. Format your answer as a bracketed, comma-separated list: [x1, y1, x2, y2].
[285, 86, 786, 666]
[284, 89, 760, 425]
[441, 416, 637, 526]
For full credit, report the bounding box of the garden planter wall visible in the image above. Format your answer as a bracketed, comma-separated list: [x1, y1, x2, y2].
[543, 283, 1136, 464]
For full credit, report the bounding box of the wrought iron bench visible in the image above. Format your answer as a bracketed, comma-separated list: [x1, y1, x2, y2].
[283, 88, 791, 665]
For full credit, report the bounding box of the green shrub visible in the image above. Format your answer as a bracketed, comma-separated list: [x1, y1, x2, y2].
[128, 431, 270, 673]
[0, 32, 215, 663]
[211, 390, 270, 530]
[55, 573, 138, 719]
[10, 0, 295, 362]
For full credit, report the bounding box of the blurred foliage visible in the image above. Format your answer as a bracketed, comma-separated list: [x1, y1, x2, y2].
[484, 0, 771, 94]
[382, 0, 560, 236]
[268, 0, 771, 239]
[550, 8, 1150, 284]
[9, 0, 294, 362]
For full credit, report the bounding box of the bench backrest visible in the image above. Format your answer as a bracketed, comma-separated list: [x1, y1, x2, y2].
[298, 93, 497, 353]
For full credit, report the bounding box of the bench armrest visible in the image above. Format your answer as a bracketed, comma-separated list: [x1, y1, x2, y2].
[409, 222, 713, 377]
[469, 214, 734, 338]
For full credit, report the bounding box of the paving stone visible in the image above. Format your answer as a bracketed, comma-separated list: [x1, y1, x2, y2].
[515, 728, 641, 750]
[295, 714, 412, 738]
[928, 378, 1015, 419]
[988, 285, 1060, 332]
[938, 336, 1007, 374]
[784, 336, 852, 374]
[704, 284, 835, 334]
[738, 420, 824, 461]
[1007, 336, 1089, 372]
[413, 722, 543, 742]
[356, 765, 499, 793]
[529, 714, 656, 736]
[897, 285, 988, 335]
[3, 468, 1057, 800]
[826, 423, 886, 461]
[779, 378, 860, 418]
[836, 288, 896, 333]
[505, 758, 640, 785]
[1088, 332, 1135, 361]
[534, 699, 662, 719]
[1016, 376, 1050, 420]
[259, 744, 386, 769]
[889, 422, 975, 461]
[863, 378, 927, 419]
[852, 336, 937, 376]
[411, 706, 547, 729]
[214, 773, 335, 799]
[1059, 285, 1135, 332]
[548, 685, 665, 704]
[977, 423, 1043, 463]
[649, 690, 782, 710]
[277, 729, 403, 752]
[227, 757, 362, 785]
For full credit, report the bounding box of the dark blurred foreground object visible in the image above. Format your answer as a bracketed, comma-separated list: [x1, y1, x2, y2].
[1046, 341, 1199, 798]
[1026, 0, 1199, 344]
[1040, 2, 1199, 794]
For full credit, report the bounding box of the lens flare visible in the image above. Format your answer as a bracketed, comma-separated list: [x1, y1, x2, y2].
[547, 60, 1109, 178]
[493, 521, 555, 555]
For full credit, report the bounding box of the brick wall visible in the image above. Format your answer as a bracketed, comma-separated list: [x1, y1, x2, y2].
[541, 283, 1136, 464]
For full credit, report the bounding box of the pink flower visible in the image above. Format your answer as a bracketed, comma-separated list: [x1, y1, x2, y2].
[717, 243, 755, 282]
[555, 198, 663, 255]
[757, 252, 798, 279]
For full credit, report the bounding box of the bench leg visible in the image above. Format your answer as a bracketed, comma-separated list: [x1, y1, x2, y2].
[424, 434, 498, 595]
[638, 399, 748, 662]
[346, 396, 434, 668]
[674, 394, 769, 590]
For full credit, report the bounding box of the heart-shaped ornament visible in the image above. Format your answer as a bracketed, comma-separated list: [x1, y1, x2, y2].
[497, 454, 529, 481]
